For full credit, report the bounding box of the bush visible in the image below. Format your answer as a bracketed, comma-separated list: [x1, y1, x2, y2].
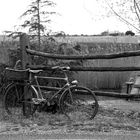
[125, 31, 135, 36]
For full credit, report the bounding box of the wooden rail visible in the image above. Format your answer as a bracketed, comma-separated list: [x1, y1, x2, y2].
[26, 48, 140, 60]
[33, 85, 140, 99]
[30, 65, 140, 72]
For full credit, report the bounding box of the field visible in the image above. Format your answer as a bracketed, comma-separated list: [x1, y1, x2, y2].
[0, 35, 140, 90]
[54, 35, 140, 44]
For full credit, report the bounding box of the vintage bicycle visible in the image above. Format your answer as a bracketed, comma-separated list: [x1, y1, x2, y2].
[3, 64, 99, 120]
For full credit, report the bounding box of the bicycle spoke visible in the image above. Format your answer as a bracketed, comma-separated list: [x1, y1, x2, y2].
[60, 86, 99, 121]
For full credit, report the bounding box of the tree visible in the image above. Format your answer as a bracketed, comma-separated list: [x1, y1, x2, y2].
[125, 30, 135, 36]
[20, 0, 56, 48]
[96, 0, 140, 32]
[101, 31, 109, 36]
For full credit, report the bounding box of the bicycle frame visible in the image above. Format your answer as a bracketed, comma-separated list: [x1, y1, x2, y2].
[32, 70, 77, 104]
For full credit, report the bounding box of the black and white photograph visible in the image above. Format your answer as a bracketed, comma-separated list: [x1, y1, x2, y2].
[0, 0, 140, 139]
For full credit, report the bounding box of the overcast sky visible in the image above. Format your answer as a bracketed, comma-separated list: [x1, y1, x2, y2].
[0, 0, 133, 35]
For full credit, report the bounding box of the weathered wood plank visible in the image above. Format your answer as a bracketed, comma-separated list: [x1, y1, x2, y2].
[20, 33, 31, 69]
[32, 84, 140, 99]
[26, 48, 140, 60]
[29, 65, 140, 71]
[94, 91, 140, 99]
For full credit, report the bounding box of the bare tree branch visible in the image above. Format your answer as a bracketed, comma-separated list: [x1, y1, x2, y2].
[134, 0, 140, 25]
[105, 0, 140, 32]
[135, 0, 140, 14]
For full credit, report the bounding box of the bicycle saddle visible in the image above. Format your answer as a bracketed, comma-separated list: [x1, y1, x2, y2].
[29, 69, 43, 74]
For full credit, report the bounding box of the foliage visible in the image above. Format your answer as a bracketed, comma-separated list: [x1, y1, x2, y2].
[4, 0, 56, 47]
[20, 0, 56, 34]
[19, 0, 56, 48]
[101, 31, 109, 36]
[4, 31, 23, 39]
[125, 30, 135, 36]
[100, 31, 124, 36]
[30, 37, 83, 85]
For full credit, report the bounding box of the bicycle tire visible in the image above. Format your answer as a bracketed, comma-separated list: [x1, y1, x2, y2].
[4, 83, 37, 117]
[1, 82, 13, 96]
[59, 86, 99, 121]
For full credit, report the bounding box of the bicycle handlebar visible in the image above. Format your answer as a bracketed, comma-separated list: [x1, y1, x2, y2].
[14, 60, 70, 74]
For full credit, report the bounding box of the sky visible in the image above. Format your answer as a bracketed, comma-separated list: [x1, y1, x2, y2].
[0, 0, 134, 35]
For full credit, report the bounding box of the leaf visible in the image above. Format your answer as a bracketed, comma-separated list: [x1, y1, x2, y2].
[21, 20, 31, 27]
[41, 0, 56, 5]
[40, 11, 50, 14]
[41, 19, 51, 23]
[31, 6, 38, 11]
[5, 31, 23, 39]
[4, 30, 12, 34]
[41, 2, 56, 7]
[20, 9, 35, 18]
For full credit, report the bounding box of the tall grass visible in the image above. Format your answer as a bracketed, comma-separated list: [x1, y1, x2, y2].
[74, 42, 140, 90]
[55, 36, 139, 44]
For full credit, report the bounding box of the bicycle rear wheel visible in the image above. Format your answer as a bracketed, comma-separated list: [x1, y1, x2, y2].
[59, 86, 99, 121]
[4, 83, 37, 117]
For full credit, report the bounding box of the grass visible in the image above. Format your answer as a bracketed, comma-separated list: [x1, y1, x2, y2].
[1, 99, 140, 134]
[73, 42, 140, 90]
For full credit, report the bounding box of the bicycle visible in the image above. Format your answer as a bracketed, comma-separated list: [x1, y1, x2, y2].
[0, 60, 22, 97]
[4, 65, 99, 120]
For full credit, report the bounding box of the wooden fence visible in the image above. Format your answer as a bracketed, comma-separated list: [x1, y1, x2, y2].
[20, 33, 140, 98]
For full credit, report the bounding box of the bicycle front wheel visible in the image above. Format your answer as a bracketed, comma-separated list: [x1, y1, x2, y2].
[59, 86, 99, 121]
[4, 83, 37, 117]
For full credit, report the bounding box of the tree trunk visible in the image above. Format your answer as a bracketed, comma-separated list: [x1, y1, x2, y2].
[37, 0, 41, 49]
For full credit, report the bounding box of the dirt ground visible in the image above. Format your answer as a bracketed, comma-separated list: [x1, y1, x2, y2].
[0, 98, 140, 139]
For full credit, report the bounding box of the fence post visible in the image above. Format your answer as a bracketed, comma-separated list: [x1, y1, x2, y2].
[20, 33, 32, 116]
[20, 33, 31, 69]
[130, 75, 140, 95]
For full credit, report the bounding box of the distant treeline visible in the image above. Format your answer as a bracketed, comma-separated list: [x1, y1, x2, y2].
[63, 30, 135, 37]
